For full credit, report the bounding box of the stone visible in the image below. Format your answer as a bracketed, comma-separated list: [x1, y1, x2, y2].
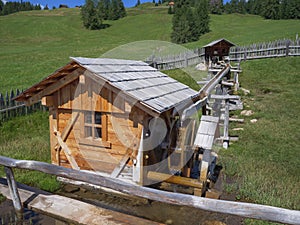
[195, 63, 207, 71]
[250, 119, 258, 123]
[240, 110, 254, 116]
[232, 128, 244, 131]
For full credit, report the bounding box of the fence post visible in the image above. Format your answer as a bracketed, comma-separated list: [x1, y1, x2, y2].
[286, 40, 290, 57]
[4, 167, 23, 213]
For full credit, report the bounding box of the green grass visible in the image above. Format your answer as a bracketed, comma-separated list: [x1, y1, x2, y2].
[219, 57, 300, 224]
[0, 111, 60, 192]
[0, 8, 299, 92]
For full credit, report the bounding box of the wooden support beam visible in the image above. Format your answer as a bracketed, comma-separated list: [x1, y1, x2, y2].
[147, 171, 203, 189]
[110, 152, 131, 178]
[4, 167, 23, 212]
[54, 129, 80, 170]
[210, 94, 240, 100]
[26, 69, 83, 106]
[0, 156, 300, 225]
[223, 100, 230, 149]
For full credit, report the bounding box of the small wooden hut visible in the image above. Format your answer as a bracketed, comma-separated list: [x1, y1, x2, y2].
[15, 57, 206, 189]
[204, 39, 235, 64]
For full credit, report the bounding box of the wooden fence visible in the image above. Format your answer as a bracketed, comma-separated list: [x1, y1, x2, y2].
[0, 89, 46, 122]
[229, 38, 300, 61]
[146, 48, 205, 70]
[1, 156, 300, 224]
[147, 38, 300, 70]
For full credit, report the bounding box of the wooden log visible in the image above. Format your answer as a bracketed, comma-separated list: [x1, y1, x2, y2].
[147, 171, 203, 189]
[0, 156, 300, 225]
[4, 167, 23, 212]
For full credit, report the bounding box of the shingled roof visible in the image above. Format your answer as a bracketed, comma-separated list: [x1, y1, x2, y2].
[15, 57, 199, 114]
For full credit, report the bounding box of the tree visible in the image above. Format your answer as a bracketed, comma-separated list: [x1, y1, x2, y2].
[195, 0, 210, 36]
[136, 0, 141, 7]
[81, 0, 102, 29]
[281, 0, 300, 19]
[44, 4, 49, 10]
[168, 6, 174, 14]
[171, 0, 205, 43]
[261, 0, 281, 19]
[209, 0, 223, 14]
[0, 1, 4, 13]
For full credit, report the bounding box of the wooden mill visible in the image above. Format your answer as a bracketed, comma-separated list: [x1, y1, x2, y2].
[15, 57, 229, 196]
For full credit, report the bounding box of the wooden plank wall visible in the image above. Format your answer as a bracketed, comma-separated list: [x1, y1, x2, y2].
[48, 75, 145, 175]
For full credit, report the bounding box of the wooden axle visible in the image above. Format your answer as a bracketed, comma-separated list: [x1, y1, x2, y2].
[147, 171, 203, 189]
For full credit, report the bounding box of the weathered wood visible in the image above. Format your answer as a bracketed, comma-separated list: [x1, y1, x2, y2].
[54, 129, 80, 170]
[223, 100, 230, 149]
[229, 118, 244, 123]
[26, 69, 83, 106]
[110, 152, 131, 178]
[147, 171, 203, 189]
[4, 167, 23, 212]
[199, 65, 231, 98]
[0, 156, 300, 224]
[0, 180, 163, 225]
[210, 94, 240, 100]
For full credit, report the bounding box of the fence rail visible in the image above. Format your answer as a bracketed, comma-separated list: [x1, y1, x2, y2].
[147, 38, 300, 70]
[0, 89, 46, 122]
[1, 156, 300, 224]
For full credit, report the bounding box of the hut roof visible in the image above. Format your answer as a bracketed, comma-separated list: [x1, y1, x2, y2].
[203, 38, 236, 48]
[15, 57, 199, 115]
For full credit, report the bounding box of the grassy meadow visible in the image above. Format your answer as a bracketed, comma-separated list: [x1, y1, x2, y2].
[0, 4, 300, 224]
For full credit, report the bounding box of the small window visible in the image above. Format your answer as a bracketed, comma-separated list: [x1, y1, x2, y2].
[84, 111, 103, 139]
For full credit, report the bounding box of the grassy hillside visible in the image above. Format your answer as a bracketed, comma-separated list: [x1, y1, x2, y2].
[0, 6, 299, 224]
[0, 7, 299, 92]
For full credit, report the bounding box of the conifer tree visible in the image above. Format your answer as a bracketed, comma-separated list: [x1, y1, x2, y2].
[195, 0, 210, 36]
[81, 0, 102, 29]
[261, 0, 281, 19]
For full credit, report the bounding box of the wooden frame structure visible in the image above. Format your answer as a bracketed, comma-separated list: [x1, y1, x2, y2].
[15, 57, 213, 193]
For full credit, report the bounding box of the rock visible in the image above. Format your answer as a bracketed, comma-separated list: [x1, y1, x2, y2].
[195, 63, 207, 71]
[232, 128, 244, 131]
[250, 119, 258, 123]
[240, 87, 250, 95]
[241, 110, 254, 116]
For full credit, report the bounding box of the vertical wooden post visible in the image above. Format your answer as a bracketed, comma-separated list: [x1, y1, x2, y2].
[286, 40, 290, 57]
[223, 100, 229, 149]
[4, 167, 23, 212]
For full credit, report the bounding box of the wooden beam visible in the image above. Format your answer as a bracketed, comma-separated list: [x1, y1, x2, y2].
[26, 68, 83, 106]
[61, 112, 80, 142]
[0, 180, 163, 225]
[147, 171, 203, 189]
[210, 94, 240, 100]
[54, 129, 80, 170]
[110, 152, 131, 178]
[4, 167, 23, 213]
[0, 156, 300, 225]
